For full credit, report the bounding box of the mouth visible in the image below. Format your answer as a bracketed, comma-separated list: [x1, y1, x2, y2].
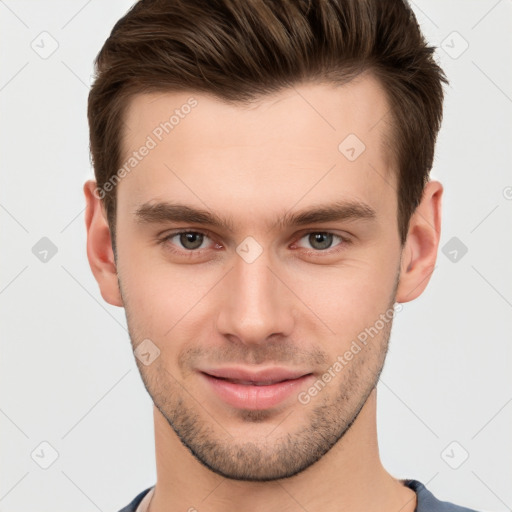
[198, 367, 315, 410]
[205, 374, 304, 386]
[206, 376, 293, 386]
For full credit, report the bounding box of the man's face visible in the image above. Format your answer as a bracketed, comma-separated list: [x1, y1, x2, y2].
[115, 75, 403, 480]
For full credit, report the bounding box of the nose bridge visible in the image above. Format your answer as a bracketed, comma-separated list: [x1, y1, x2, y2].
[217, 244, 293, 344]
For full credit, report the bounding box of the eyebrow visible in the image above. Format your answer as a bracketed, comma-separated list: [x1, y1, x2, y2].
[134, 199, 376, 232]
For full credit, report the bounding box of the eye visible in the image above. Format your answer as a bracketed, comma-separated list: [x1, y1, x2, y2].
[158, 229, 350, 258]
[161, 230, 215, 251]
[295, 231, 347, 252]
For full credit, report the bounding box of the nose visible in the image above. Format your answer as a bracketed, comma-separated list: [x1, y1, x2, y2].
[216, 249, 295, 347]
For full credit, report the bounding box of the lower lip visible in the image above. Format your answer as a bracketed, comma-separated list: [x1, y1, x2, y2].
[200, 372, 315, 410]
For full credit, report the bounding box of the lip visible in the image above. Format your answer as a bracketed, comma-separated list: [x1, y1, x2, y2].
[199, 367, 315, 410]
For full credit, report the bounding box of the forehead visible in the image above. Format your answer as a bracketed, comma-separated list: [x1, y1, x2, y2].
[117, 74, 396, 226]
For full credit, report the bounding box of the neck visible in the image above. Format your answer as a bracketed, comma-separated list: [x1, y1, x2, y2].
[148, 388, 416, 512]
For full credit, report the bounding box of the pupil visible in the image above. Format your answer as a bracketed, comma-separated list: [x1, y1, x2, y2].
[180, 233, 203, 250]
[310, 232, 332, 250]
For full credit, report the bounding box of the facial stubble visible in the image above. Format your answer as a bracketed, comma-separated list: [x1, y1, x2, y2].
[122, 279, 398, 482]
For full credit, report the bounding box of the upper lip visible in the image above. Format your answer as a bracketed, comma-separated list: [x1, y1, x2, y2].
[200, 367, 311, 384]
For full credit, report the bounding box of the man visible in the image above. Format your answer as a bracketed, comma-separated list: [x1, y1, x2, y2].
[83, 1, 480, 511]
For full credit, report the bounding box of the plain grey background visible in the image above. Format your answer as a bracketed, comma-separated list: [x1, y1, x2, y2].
[1, 1, 511, 511]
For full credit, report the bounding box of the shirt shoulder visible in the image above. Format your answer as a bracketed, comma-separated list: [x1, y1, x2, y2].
[117, 487, 154, 512]
[403, 479, 482, 512]
[119, 480, 485, 512]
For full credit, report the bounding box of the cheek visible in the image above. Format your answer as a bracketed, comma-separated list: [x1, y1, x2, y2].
[302, 256, 397, 304]
[288, 255, 399, 343]
[117, 247, 219, 342]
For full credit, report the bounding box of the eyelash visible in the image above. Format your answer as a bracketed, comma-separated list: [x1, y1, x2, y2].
[158, 229, 352, 258]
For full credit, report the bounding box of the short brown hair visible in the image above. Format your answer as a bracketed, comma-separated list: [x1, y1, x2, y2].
[88, 0, 447, 245]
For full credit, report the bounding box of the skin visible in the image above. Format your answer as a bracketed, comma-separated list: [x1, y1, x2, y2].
[84, 73, 442, 512]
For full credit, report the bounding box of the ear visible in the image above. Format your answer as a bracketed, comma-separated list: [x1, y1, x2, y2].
[395, 180, 443, 303]
[83, 180, 123, 307]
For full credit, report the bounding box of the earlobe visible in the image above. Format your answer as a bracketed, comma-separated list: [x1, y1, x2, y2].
[83, 180, 124, 307]
[395, 180, 443, 303]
